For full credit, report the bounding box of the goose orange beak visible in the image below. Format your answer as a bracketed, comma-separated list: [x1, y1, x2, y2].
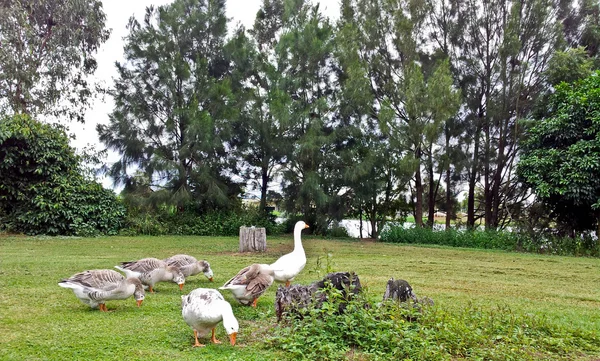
[304, 224, 309, 229]
[229, 332, 237, 346]
[136, 299, 143, 307]
[179, 283, 184, 291]
[209, 277, 214, 282]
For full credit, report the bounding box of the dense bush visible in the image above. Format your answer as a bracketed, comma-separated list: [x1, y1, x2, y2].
[379, 225, 600, 257]
[379, 226, 519, 250]
[267, 289, 599, 360]
[119, 207, 285, 236]
[0, 114, 124, 236]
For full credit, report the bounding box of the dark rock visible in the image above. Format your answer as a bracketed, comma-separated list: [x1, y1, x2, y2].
[275, 272, 362, 321]
[382, 277, 417, 303]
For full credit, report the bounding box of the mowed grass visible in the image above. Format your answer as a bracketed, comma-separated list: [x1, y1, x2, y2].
[1, 234, 599, 360]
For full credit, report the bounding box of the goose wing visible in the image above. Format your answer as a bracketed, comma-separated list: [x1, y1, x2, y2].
[245, 271, 273, 298]
[61, 269, 124, 291]
[165, 254, 196, 268]
[119, 258, 163, 273]
[222, 264, 260, 288]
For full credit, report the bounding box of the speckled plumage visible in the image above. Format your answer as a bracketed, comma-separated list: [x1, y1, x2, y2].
[181, 288, 239, 347]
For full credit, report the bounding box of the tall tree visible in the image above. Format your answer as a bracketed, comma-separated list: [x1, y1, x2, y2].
[518, 71, 600, 236]
[97, 0, 240, 211]
[274, 0, 339, 232]
[0, 0, 110, 122]
[339, 0, 460, 228]
[231, 0, 292, 213]
[448, 0, 562, 229]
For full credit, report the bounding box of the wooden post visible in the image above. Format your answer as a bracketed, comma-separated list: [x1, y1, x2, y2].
[239, 226, 267, 252]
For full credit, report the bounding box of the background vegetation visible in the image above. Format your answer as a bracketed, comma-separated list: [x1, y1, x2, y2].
[2, 0, 600, 246]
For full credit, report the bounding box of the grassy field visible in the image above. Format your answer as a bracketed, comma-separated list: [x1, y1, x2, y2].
[1, 234, 599, 360]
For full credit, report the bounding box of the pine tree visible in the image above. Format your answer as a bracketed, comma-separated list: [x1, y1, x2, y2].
[97, 0, 239, 211]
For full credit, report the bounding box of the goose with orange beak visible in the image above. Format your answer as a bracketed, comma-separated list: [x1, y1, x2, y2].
[116, 257, 185, 292]
[182, 288, 239, 347]
[58, 269, 145, 311]
[164, 254, 214, 282]
[270, 221, 310, 287]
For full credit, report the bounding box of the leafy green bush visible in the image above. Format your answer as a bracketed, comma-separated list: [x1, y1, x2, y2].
[379, 226, 600, 256]
[120, 207, 285, 236]
[267, 292, 599, 361]
[379, 226, 518, 251]
[0, 114, 124, 236]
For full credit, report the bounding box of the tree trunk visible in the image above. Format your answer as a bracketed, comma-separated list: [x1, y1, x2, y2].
[239, 227, 267, 252]
[260, 164, 269, 212]
[359, 206, 363, 239]
[427, 156, 435, 229]
[370, 192, 378, 238]
[414, 148, 423, 228]
[467, 120, 481, 229]
[445, 162, 452, 231]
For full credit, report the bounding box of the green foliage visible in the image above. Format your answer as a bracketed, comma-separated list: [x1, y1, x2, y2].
[0, 0, 110, 121]
[380, 226, 518, 251]
[267, 292, 599, 361]
[120, 208, 284, 237]
[379, 225, 600, 257]
[0, 114, 124, 235]
[98, 0, 240, 211]
[545, 47, 594, 86]
[519, 71, 600, 233]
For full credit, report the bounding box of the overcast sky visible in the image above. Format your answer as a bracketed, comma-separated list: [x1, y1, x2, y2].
[71, 0, 340, 189]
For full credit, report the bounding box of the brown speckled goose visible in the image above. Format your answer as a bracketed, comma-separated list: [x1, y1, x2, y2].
[115, 257, 185, 292]
[219, 263, 274, 308]
[58, 269, 145, 311]
[164, 254, 214, 281]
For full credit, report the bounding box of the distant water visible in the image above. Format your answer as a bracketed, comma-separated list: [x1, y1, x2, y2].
[277, 217, 449, 238]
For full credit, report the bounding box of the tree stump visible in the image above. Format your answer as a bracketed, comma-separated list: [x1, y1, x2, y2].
[239, 226, 267, 252]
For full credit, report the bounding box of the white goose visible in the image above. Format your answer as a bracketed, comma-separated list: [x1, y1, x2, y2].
[58, 269, 145, 311]
[115, 257, 185, 292]
[164, 254, 214, 281]
[181, 288, 239, 347]
[270, 221, 309, 287]
[219, 263, 275, 308]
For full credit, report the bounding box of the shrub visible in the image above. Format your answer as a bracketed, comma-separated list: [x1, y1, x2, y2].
[0, 114, 124, 236]
[119, 207, 285, 236]
[379, 225, 600, 257]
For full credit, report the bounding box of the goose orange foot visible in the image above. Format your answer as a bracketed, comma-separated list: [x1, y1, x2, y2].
[211, 328, 221, 344]
[192, 330, 205, 347]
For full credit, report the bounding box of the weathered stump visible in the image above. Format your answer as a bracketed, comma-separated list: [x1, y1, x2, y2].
[239, 226, 267, 252]
[275, 271, 362, 321]
[382, 277, 417, 303]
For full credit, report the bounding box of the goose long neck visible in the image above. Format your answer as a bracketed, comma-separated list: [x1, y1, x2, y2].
[293, 226, 304, 253]
[220, 301, 238, 331]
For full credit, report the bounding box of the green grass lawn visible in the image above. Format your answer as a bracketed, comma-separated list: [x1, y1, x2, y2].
[1, 234, 599, 360]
